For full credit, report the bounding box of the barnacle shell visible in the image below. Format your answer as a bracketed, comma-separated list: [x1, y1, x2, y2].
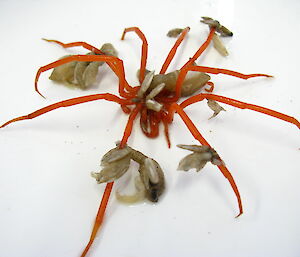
[180, 71, 211, 96]
[145, 99, 163, 112]
[49, 55, 77, 85]
[100, 43, 118, 57]
[142, 70, 211, 97]
[178, 152, 211, 172]
[101, 146, 131, 165]
[201, 17, 233, 37]
[167, 28, 184, 38]
[49, 43, 118, 89]
[207, 99, 226, 119]
[212, 33, 229, 57]
[137, 70, 155, 98]
[93, 145, 165, 203]
[177, 144, 224, 172]
[91, 146, 131, 183]
[129, 148, 165, 202]
[138, 157, 165, 202]
[177, 144, 210, 153]
[146, 83, 165, 100]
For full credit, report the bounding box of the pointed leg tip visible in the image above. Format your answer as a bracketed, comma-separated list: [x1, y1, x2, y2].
[235, 211, 243, 218]
[37, 91, 46, 99]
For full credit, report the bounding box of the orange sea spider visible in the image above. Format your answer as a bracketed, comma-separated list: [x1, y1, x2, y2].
[1, 17, 299, 257]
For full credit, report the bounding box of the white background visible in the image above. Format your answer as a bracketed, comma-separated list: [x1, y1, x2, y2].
[0, 0, 299, 257]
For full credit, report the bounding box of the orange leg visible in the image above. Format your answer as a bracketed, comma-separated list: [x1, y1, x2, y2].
[160, 111, 171, 148]
[80, 182, 114, 257]
[121, 27, 148, 84]
[169, 65, 272, 101]
[160, 27, 190, 74]
[35, 55, 132, 99]
[0, 93, 131, 128]
[121, 104, 132, 114]
[187, 65, 273, 79]
[43, 39, 137, 95]
[182, 28, 216, 69]
[205, 81, 215, 92]
[180, 93, 300, 129]
[42, 39, 104, 55]
[120, 104, 142, 148]
[170, 103, 243, 217]
[81, 104, 140, 256]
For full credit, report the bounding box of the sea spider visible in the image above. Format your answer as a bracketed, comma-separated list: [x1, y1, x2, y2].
[1, 17, 299, 257]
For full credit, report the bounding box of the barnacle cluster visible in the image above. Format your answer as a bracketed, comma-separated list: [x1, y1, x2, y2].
[49, 43, 118, 88]
[91, 144, 165, 203]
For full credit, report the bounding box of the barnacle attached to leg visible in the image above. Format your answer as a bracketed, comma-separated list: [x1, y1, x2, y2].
[200, 17, 233, 37]
[49, 43, 118, 89]
[91, 144, 165, 203]
[167, 28, 185, 38]
[130, 146, 165, 202]
[212, 33, 229, 57]
[91, 146, 131, 183]
[138, 69, 211, 97]
[177, 144, 224, 172]
[207, 99, 226, 119]
[201, 17, 232, 56]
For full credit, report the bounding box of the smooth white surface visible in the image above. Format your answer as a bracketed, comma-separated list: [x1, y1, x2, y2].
[0, 0, 299, 257]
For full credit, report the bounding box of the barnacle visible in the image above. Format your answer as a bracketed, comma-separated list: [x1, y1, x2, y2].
[139, 69, 211, 97]
[49, 43, 118, 89]
[201, 17, 232, 56]
[91, 146, 131, 183]
[92, 144, 165, 203]
[212, 33, 229, 56]
[201, 16, 233, 37]
[167, 28, 184, 38]
[207, 99, 226, 119]
[177, 144, 224, 172]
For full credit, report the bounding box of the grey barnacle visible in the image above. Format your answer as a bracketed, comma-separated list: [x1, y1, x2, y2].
[91, 146, 131, 183]
[200, 17, 233, 37]
[91, 144, 165, 203]
[49, 43, 118, 89]
[201, 17, 232, 56]
[138, 157, 165, 202]
[177, 144, 224, 172]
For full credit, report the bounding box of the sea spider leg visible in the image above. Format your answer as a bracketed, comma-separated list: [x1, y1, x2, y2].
[42, 39, 137, 95]
[180, 93, 300, 129]
[181, 28, 216, 69]
[121, 27, 148, 84]
[120, 104, 142, 147]
[170, 103, 243, 217]
[159, 27, 190, 74]
[187, 65, 273, 79]
[35, 55, 133, 99]
[80, 182, 114, 257]
[81, 105, 141, 257]
[0, 93, 132, 128]
[160, 111, 171, 148]
[42, 39, 104, 55]
[170, 65, 272, 100]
